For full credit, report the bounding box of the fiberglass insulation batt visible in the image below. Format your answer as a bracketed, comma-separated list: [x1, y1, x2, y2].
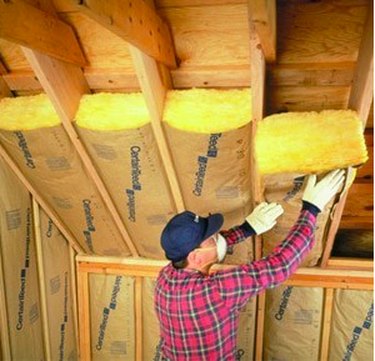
[89, 274, 135, 360]
[0, 95, 129, 256]
[263, 285, 324, 361]
[163, 88, 253, 264]
[329, 289, 373, 361]
[39, 208, 77, 360]
[0, 157, 44, 360]
[74, 93, 176, 259]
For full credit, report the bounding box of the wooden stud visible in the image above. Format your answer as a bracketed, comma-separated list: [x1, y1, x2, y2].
[0, 239, 11, 360]
[0, 59, 12, 98]
[22, 49, 139, 257]
[77, 270, 91, 361]
[248, 0, 276, 63]
[319, 288, 334, 361]
[70, 0, 176, 68]
[0, 143, 83, 254]
[70, 247, 80, 357]
[129, 46, 185, 212]
[249, 23, 266, 260]
[0, 0, 86, 66]
[254, 291, 266, 361]
[32, 198, 52, 361]
[349, 9, 374, 124]
[135, 277, 143, 361]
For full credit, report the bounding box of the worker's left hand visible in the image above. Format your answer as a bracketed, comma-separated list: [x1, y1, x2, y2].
[246, 202, 284, 235]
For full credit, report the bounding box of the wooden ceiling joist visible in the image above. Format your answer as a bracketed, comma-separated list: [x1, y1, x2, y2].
[0, 0, 86, 67]
[129, 46, 185, 212]
[70, 0, 177, 68]
[0, 59, 12, 97]
[248, 0, 276, 63]
[321, 9, 374, 267]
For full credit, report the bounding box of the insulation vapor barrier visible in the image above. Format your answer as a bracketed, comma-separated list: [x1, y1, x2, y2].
[262, 173, 337, 266]
[263, 285, 324, 361]
[163, 88, 253, 264]
[329, 289, 373, 361]
[0, 157, 44, 360]
[89, 274, 135, 360]
[39, 208, 77, 361]
[0, 95, 130, 256]
[75, 93, 176, 259]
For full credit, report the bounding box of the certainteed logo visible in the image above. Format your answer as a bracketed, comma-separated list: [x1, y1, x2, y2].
[96, 276, 122, 351]
[283, 176, 305, 202]
[275, 286, 293, 321]
[16, 208, 32, 330]
[343, 302, 373, 361]
[193, 133, 222, 196]
[82, 199, 95, 252]
[126, 146, 142, 222]
[13, 131, 35, 169]
[59, 272, 69, 361]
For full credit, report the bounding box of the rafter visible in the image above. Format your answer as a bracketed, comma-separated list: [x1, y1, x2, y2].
[0, 0, 86, 66]
[248, 0, 276, 63]
[70, 0, 177, 68]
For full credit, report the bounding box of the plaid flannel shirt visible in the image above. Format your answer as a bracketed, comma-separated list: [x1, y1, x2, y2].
[155, 208, 317, 361]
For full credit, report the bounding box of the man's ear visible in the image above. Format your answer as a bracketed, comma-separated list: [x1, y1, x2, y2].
[187, 249, 201, 266]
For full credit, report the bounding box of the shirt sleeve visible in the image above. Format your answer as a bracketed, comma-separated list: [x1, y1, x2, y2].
[219, 222, 256, 247]
[213, 209, 317, 310]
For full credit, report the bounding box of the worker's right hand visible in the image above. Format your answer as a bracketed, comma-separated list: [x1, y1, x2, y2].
[302, 169, 345, 211]
[246, 202, 284, 235]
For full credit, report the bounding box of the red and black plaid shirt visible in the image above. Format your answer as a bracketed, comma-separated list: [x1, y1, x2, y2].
[155, 209, 317, 360]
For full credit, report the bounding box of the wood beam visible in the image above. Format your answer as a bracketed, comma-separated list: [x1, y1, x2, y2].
[22, 48, 139, 256]
[71, 0, 177, 68]
[32, 198, 52, 361]
[0, 59, 12, 97]
[349, 9, 374, 124]
[77, 270, 91, 361]
[70, 247, 80, 357]
[129, 46, 185, 212]
[319, 288, 334, 361]
[135, 277, 143, 361]
[0, 0, 86, 67]
[248, 0, 276, 63]
[321, 9, 373, 267]
[326, 258, 373, 271]
[255, 292, 266, 361]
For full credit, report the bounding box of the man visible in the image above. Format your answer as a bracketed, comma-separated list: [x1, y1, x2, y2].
[155, 169, 345, 361]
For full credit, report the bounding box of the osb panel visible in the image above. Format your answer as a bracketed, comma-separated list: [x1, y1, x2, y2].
[158, 4, 250, 68]
[0, 39, 30, 72]
[277, 0, 368, 64]
[58, 12, 136, 71]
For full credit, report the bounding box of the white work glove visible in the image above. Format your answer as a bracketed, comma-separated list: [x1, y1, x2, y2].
[246, 202, 284, 235]
[302, 169, 345, 211]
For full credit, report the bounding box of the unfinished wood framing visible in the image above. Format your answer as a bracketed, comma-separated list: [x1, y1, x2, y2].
[135, 276, 143, 361]
[75, 257, 373, 360]
[0, 0, 86, 66]
[247, 0, 276, 63]
[319, 288, 334, 361]
[327, 257, 373, 271]
[32, 198, 52, 361]
[0, 59, 12, 98]
[71, 0, 176, 68]
[129, 46, 185, 212]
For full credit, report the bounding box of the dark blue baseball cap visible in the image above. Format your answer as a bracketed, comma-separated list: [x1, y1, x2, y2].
[161, 211, 224, 262]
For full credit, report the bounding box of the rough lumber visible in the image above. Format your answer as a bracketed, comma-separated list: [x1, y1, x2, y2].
[129, 46, 185, 212]
[255, 292, 266, 361]
[349, 9, 374, 124]
[248, 0, 276, 62]
[77, 270, 90, 361]
[0, 0, 86, 66]
[32, 199, 52, 361]
[69, 247, 80, 355]
[71, 0, 176, 68]
[319, 288, 334, 361]
[327, 258, 373, 271]
[0, 59, 12, 97]
[135, 277, 143, 361]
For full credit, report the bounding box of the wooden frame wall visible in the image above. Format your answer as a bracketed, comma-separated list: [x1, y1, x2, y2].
[75, 256, 373, 361]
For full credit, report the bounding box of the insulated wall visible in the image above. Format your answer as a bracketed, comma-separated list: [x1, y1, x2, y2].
[0, 156, 44, 360]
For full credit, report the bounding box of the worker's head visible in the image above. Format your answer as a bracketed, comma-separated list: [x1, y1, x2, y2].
[161, 211, 226, 272]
